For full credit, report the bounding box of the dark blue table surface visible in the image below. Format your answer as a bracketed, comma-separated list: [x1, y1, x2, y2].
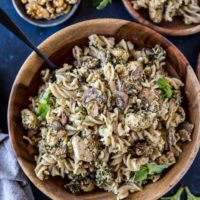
[0, 0, 200, 199]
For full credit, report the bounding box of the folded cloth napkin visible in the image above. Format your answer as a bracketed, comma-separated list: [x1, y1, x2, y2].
[0, 133, 34, 200]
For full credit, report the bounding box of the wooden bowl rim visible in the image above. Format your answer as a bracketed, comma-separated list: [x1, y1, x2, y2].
[8, 18, 200, 200]
[196, 54, 200, 81]
[122, 0, 200, 36]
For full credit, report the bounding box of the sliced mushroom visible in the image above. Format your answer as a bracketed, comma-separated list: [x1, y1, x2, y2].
[28, 129, 38, 137]
[123, 81, 142, 95]
[131, 68, 142, 80]
[52, 120, 63, 131]
[139, 88, 157, 104]
[83, 88, 98, 104]
[83, 88, 107, 105]
[129, 141, 151, 157]
[115, 91, 129, 109]
[179, 122, 194, 133]
[131, 63, 143, 81]
[168, 127, 177, 145]
[138, 96, 149, 110]
[98, 94, 107, 104]
[61, 113, 68, 126]
[178, 122, 193, 142]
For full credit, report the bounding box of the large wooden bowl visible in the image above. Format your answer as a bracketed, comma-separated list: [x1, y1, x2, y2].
[122, 0, 200, 36]
[8, 19, 200, 200]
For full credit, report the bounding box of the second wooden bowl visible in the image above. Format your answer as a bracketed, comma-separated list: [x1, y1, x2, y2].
[8, 19, 200, 200]
[122, 0, 200, 36]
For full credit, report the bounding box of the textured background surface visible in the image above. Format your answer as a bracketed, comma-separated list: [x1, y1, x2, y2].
[0, 0, 200, 199]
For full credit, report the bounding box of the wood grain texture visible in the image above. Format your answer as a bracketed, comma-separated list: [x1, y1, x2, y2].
[122, 0, 200, 36]
[196, 54, 200, 82]
[8, 19, 200, 200]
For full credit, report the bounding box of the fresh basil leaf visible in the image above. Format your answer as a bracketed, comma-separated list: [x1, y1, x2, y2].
[185, 186, 200, 200]
[40, 90, 51, 104]
[161, 186, 184, 200]
[92, 0, 112, 10]
[156, 78, 172, 99]
[134, 166, 148, 183]
[37, 90, 52, 120]
[38, 103, 51, 121]
[147, 164, 168, 175]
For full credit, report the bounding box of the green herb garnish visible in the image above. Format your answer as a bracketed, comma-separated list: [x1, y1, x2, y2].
[37, 90, 52, 121]
[134, 166, 148, 182]
[160, 186, 200, 200]
[161, 186, 184, 200]
[148, 164, 168, 175]
[134, 164, 168, 183]
[156, 78, 172, 99]
[92, 0, 112, 10]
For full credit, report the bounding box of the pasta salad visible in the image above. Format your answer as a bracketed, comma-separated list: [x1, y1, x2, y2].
[132, 0, 200, 24]
[21, 35, 194, 200]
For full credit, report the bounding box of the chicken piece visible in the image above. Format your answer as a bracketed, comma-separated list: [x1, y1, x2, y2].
[125, 111, 156, 130]
[72, 136, 98, 162]
[81, 56, 100, 69]
[111, 47, 129, 63]
[149, 0, 166, 23]
[21, 109, 39, 129]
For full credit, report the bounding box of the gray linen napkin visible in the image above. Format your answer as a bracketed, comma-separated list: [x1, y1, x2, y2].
[0, 133, 34, 200]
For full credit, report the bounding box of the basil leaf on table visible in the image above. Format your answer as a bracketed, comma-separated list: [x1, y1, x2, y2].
[185, 186, 200, 200]
[92, 0, 112, 10]
[160, 186, 184, 200]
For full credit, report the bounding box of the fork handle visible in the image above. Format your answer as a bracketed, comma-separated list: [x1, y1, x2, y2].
[0, 8, 57, 70]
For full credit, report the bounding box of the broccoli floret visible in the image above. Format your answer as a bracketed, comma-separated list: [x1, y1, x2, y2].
[21, 109, 39, 129]
[65, 179, 81, 194]
[95, 161, 113, 188]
